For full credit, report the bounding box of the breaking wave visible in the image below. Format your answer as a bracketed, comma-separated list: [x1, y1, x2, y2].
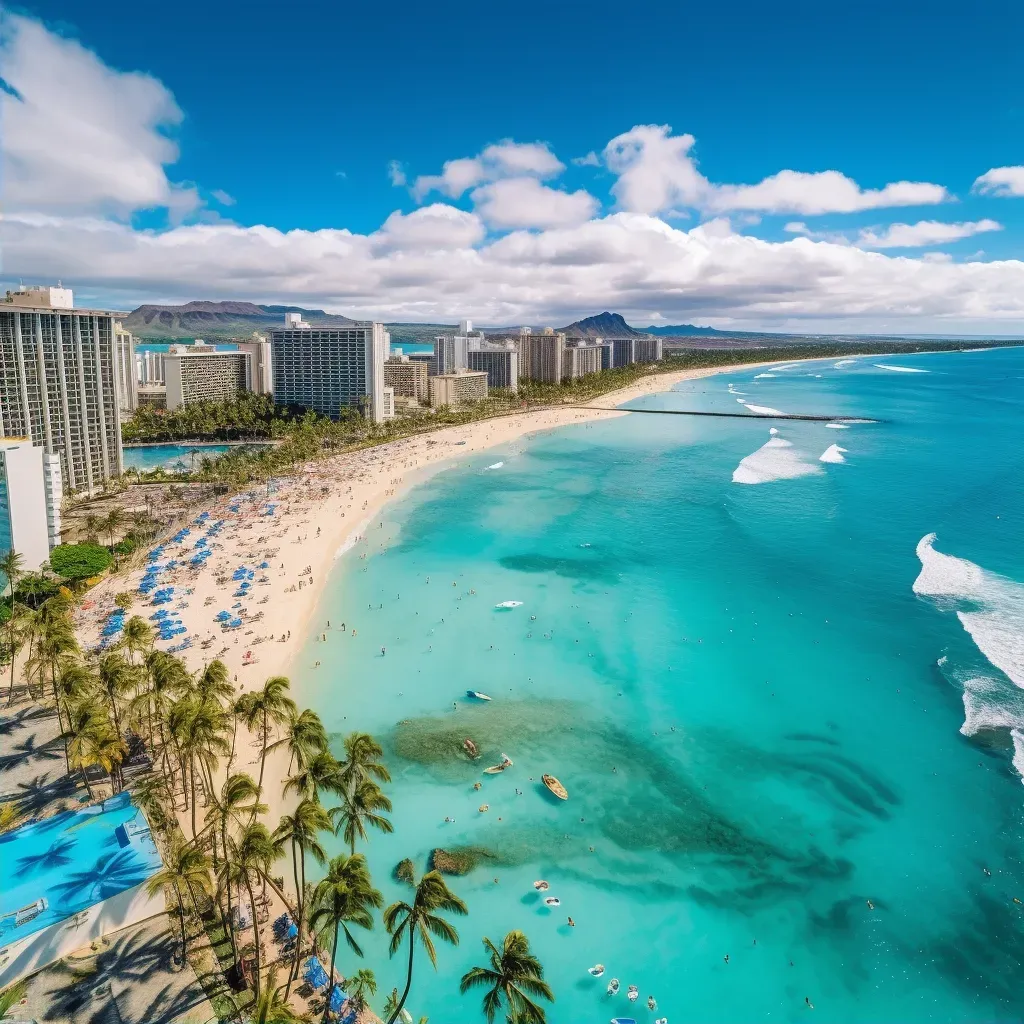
[834, 359, 857, 368]
[819, 444, 847, 464]
[825, 422, 850, 430]
[732, 436, 823, 485]
[485, 462, 504, 470]
[913, 533, 1024, 689]
[754, 372, 776, 379]
[875, 364, 929, 373]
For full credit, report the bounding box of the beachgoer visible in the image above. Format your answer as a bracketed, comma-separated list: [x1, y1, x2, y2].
[568, 917, 575, 927]
[805, 997, 814, 1009]
[723, 954, 730, 964]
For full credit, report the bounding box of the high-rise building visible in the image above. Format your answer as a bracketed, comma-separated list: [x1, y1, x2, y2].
[598, 342, 614, 370]
[611, 338, 637, 368]
[0, 439, 62, 572]
[562, 341, 603, 379]
[164, 344, 252, 411]
[430, 334, 470, 376]
[428, 370, 488, 408]
[0, 286, 123, 493]
[113, 321, 138, 413]
[269, 315, 389, 422]
[383, 354, 429, 402]
[519, 330, 566, 383]
[468, 349, 519, 390]
[634, 336, 664, 362]
[136, 349, 166, 384]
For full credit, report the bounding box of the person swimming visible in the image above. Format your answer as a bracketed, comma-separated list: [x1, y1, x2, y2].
[647, 996, 657, 1010]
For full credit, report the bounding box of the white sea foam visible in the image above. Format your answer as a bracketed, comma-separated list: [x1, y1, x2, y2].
[1013, 732, 1024, 784]
[742, 403, 786, 416]
[913, 533, 1024, 688]
[732, 436, 823, 485]
[771, 363, 799, 371]
[769, 427, 779, 435]
[754, 372, 776, 379]
[825, 422, 850, 429]
[819, 444, 847, 464]
[834, 359, 857, 368]
[875, 363, 929, 373]
[947, 666, 1024, 783]
[485, 461, 504, 470]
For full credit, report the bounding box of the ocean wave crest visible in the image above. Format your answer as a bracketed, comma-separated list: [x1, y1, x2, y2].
[732, 436, 823, 485]
[875, 363, 929, 373]
[819, 444, 847, 464]
[913, 533, 1024, 689]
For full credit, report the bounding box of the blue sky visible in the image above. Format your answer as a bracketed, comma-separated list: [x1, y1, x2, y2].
[2, 0, 1024, 331]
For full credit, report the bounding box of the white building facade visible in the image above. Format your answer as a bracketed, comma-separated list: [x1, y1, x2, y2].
[0, 288, 123, 494]
[0, 440, 61, 572]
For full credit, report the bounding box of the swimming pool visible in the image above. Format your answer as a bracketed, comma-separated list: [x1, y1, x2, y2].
[122, 442, 274, 473]
[0, 791, 162, 947]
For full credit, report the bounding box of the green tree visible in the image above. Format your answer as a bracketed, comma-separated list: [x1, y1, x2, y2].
[0, 546, 27, 700]
[383, 870, 467, 1024]
[103, 506, 125, 548]
[273, 798, 331, 995]
[48, 543, 112, 581]
[146, 839, 213, 961]
[0, 980, 28, 1020]
[247, 966, 307, 1024]
[236, 676, 296, 811]
[269, 707, 328, 775]
[331, 777, 393, 854]
[120, 615, 154, 666]
[114, 591, 134, 611]
[283, 749, 342, 804]
[309, 853, 383, 1024]
[459, 931, 554, 1024]
[347, 968, 378, 1016]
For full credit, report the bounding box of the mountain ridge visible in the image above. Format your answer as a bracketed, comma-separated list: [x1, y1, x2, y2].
[122, 301, 357, 340]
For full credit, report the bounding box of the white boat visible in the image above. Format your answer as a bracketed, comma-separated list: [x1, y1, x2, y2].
[533, 880, 550, 891]
[483, 754, 513, 774]
[466, 690, 492, 701]
[495, 600, 523, 609]
[627, 985, 639, 1002]
[588, 964, 605, 977]
[544, 896, 560, 907]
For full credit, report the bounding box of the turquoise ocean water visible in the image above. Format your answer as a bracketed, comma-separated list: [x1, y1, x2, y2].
[297, 348, 1024, 1023]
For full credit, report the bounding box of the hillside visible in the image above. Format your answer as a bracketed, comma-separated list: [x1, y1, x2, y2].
[643, 323, 732, 337]
[558, 311, 649, 338]
[123, 301, 357, 340]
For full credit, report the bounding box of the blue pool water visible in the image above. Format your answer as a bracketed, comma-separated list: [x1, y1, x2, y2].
[297, 348, 1024, 1023]
[122, 442, 271, 473]
[0, 791, 162, 945]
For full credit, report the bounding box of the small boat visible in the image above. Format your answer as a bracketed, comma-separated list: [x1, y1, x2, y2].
[478, 804, 489, 813]
[544, 897, 560, 907]
[533, 880, 550, 891]
[610, 1019, 637, 1024]
[607, 978, 620, 996]
[647, 997, 657, 1011]
[542, 774, 568, 800]
[483, 754, 514, 774]
[495, 600, 523, 609]
[463, 738, 479, 759]
[588, 964, 605, 977]
[627, 985, 639, 1002]
[467, 690, 492, 701]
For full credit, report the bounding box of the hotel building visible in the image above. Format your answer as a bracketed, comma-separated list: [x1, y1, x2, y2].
[0, 286, 123, 493]
[163, 338, 272, 411]
[518, 328, 566, 383]
[467, 348, 519, 391]
[428, 370, 488, 408]
[269, 314, 390, 422]
[383, 354, 429, 402]
[0, 439, 62, 571]
[634, 336, 665, 362]
[611, 338, 637, 368]
[114, 321, 138, 413]
[562, 340, 604, 379]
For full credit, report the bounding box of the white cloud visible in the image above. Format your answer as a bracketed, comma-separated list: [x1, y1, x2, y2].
[0, 12, 198, 217]
[412, 140, 563, 200]
[211, 189, 235, 206]
[371, 204, 485, 252]
[572, 151, 601, 167]
[5, 16, 1024, 334]
[855, 219, 1002, 249]
[604, 124, 949, 216]
[387, 160, 407, 187]
[972, 166, 1024, 197]
[470, 178, 598, 230]
[784, 221, 811, 235]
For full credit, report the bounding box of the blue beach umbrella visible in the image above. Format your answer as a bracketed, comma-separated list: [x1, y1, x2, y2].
[328, 984, 347, 1013]
[303, 957, 330, 990]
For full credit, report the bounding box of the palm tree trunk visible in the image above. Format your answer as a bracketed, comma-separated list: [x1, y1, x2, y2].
[254, 709, 268, 819]
[6, 621, 18, 705]
[79, 764, 95, 800]
[173, 882, 188, 961]
[322, 920, 340, 1024]
[387, 934, 417, 1024]
[244, 872, 262, 998]
[190, 758, 198, 838]
[286, 839, 302, 994]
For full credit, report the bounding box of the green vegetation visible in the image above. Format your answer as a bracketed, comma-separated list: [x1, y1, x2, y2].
[460, 930, 554, 1024]
[48, 543, 112, 581]
[4, 577, 549, 1023]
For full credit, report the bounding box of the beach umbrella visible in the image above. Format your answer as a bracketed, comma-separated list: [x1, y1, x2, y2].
[328, 984, 347, 1013]
[303, 957, 329, 990]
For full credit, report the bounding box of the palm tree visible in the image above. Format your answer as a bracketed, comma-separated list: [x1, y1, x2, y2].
[460, 931, 554, 1024]
[83, 513, 102, 544]
[0, 980, 28, 1020]
[283, 749, 342, 805]
[269, 707, 327, 775]
[120, 615, 154, 666]
[236, 676, 296, 811]
[309, 853, 382, 1024]
[145, 839, 212, 961]
[347, 968, 378, 1016]
[331, 777, 393, 854]
[103, 505, 125, 549]
[273, 799, 330, 994]
[196, 659, 234, 708]
[96, 652, 135, 740]
[247, 966, 306, 1024]
[0, 549, 25, 704]
[66, 699, 126, 795]
[338, 732, 391, 791]
[230, 821, 283, 999]
[383, 870, 467, 1024]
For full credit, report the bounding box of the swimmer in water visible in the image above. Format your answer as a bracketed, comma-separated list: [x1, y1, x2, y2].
[805, 997, 814, 1009]
[723, 954, 730, 964]
[568, 917, 575, 927]
[867, 899, 875, 910]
